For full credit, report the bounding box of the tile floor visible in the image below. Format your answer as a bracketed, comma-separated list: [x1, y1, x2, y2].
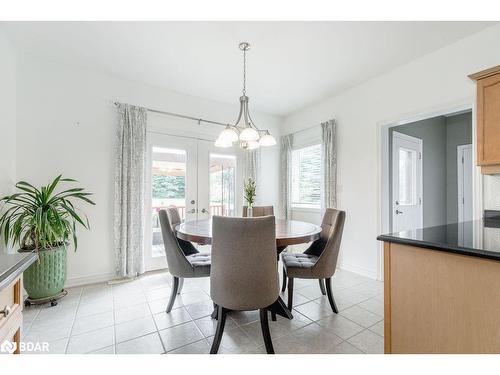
[21, 267, 384, 354]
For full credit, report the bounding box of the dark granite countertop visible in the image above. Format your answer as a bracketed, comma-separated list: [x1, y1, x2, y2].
[0, 251, 37, 291]
[377, 220, 500, 261]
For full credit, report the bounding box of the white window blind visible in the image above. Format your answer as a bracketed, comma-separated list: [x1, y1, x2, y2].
[291, 144, 321, 209]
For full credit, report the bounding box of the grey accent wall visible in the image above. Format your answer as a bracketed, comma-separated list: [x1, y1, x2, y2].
[389, 112, 473, 230]
[445, 112, 472, 224]
[390, 117, 447, 228]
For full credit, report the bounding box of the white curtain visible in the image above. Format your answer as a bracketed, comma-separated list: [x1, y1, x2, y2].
[244, 149, 261, 204]
[321, 119, 337, 212]
[114, 103, 147, 278]
[280, 134, 293, 219]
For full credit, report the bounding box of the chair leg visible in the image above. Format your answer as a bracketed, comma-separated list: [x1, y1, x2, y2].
[318, 279, 327, 295]
[210, 306, 226, 354]
[281, 266, 287, 292]
[259, 309, 275, 354]
[166, 276, 179, 313]
[177, 278, 184, 294]
[325, 278, 338, 314]
[271, 311, 277, 321]
[287, 277, 294, 311]
[211, 303, 218, 320]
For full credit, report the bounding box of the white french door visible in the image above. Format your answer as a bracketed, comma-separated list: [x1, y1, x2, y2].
[144, 133, 243, 271]
[197, 141, 244, 220]
[392, 131, 423, 233]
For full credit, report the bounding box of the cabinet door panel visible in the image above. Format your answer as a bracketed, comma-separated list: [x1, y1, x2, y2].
[477, 74, 500, 165]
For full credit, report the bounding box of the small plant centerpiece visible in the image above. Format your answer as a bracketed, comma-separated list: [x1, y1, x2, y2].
[244, 178, 257, 217]
[0, 175, 95, 303]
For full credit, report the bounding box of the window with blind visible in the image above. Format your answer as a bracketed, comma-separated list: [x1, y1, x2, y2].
[291, 143, 321, 209]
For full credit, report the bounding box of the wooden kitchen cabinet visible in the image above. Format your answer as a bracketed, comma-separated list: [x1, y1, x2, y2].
[469, 65, 500, 174]
[0, 252, 37, 355]
[0, 277, 22, 354]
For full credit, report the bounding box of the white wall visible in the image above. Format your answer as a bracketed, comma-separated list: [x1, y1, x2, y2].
[0, 32, 16, 197]
[283, 24, 500, 279]
[15, 54, 282, 286]
[0, 30, 16, 253]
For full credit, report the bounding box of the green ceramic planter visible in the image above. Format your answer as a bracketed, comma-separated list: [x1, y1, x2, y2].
[22, 245, 67, 300]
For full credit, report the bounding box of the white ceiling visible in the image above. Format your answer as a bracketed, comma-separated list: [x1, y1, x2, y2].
[2, 21, 495, 116]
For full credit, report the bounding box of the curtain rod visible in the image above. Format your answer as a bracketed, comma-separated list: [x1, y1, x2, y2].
[112, 101, 230, 128]
[286, 123, 323, 137]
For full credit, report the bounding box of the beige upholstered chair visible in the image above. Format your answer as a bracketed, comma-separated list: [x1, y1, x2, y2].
[281, 208, 346, 313]
[210, 216, 279, 354]
[242, 205, 274, 217]
[158, 208, 210, 313]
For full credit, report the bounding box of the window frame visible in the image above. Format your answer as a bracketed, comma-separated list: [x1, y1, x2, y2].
[290, 142, 322, 211]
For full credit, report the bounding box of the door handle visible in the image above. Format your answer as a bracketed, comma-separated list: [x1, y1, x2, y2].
[201, 208, 207, 214]
[0, 305, 11, 317]
[395, 210, 403, 215]
[188, 209, 196, 214]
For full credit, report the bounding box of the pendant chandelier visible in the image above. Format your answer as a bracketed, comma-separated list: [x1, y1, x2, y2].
[215, 42, 276, 150]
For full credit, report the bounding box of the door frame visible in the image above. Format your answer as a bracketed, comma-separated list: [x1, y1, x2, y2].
[144, 133, 199, 271]
[378, 102, 480, 281]
[391, 131, 423, 232]
[457, 144, 473, 223]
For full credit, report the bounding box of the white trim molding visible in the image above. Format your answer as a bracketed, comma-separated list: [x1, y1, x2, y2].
[65, 272, 116, 288]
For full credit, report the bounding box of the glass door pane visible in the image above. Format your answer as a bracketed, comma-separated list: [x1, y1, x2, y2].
[209, 154, 236, 216]
[145, 134, 198, 271]
[151, 147, 187, 258]
[398, 148, 417, 206]
[197, 140, 244, 220]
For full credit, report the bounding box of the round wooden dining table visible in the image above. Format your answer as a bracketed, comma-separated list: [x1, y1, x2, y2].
[176, 218, 322, 248]
[175, 218, 322, 320]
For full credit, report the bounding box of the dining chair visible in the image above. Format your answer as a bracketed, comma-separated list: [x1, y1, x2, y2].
[281, 208, 346, 313]
[166, 206, 199, 256]
[242, 205, 274, 217]
[158, 209, 211, 313]
[210, 215, 279, 354]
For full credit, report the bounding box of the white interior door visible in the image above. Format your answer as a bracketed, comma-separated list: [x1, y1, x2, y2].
[458, 144, 473, 222]
[145, 133, 198, 271]
[392, 131, 423, 233]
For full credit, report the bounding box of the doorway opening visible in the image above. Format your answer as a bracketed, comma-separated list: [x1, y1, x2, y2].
[385, 109, 473, 234]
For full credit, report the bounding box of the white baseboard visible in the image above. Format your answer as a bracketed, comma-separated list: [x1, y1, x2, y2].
[65, 272, 116, 288]
[338, 261, 379, 280]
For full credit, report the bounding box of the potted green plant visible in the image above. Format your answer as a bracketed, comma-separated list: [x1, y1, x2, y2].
[244, 178, 256, 217]
[0, 175, 94, 302]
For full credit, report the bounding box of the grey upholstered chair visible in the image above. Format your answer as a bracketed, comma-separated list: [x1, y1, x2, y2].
[158, 208, 211, 313]
[165, 206, 198, 256]
[210, 215, 279, 354]
[242, 205, 274, 217]
[281, 208, 346, 314]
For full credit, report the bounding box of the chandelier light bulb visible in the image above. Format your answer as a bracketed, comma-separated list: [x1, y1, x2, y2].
[259, 132, 277, 146]
[239, 127, 260, 142]
[218, 125, 239, 143]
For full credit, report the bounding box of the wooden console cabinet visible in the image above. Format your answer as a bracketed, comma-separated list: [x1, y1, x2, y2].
[469, 65, 500, 174]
